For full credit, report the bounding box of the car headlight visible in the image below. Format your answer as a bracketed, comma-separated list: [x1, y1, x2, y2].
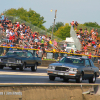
[69, 68, 78, 72]
[69, 68, 73, 71]
[48, 66, 55, 69]
[17, 60, 22, 64]
[73, 68, 78, 72]
[18, 60, 22, 64]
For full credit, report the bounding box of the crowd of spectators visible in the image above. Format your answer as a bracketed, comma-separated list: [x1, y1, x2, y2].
[71, 20, 99, 54]
[1, 16, 100, 61]
[70, 20, 100, 63]
[76, 28, 99, 54]
[75, 24, 100, 63]
[0, 14, 59, 58]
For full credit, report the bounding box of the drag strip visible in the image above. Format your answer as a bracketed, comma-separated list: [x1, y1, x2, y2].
[0, 67, 100, 84]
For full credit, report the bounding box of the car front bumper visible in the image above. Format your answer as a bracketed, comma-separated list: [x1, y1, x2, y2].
[47, 69, 80, 79]
[0, 62, 23, 67]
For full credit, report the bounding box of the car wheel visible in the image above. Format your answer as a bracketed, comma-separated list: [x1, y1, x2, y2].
[89, 74, 96, 83]
[63, 78, 69, 82]
[0, 65, 4, 69]
[31, 63, 37, 71]
[20, 63, 25, 71]
[76, 74, 82, 83]
[12, 67, 16, 70]
[49, 75, 55, 81]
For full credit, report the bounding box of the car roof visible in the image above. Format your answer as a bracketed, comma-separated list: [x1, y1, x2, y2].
[7, 50, 29, 52]
[65, 56, 88, 60]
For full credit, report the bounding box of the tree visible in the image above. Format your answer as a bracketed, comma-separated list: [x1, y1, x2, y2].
[84, 22, 100, 28]
[47, 22, 64, 33]
[3, 8, 46, 29]
[54, 23, 70, 40]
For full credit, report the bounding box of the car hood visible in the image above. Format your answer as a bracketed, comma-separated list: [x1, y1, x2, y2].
[0, 55, 21, 59]
[49, 63, 80, 69]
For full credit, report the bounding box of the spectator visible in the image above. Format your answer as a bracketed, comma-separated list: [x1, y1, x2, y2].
[74, 21, 78, 30]
[95, 29, 98, 38]
[83, 44, 87, 51]
[41, 38, 44, 44]
[93, 44, 97, 49]
[84, 50, 88, 55]
[37, 47, 43, 59]
[88, 52, 92, 59]
[49, 38, 53, 47]
[53, 39, 57, 47]
[2, 42, 7, 54]
[9, 43, 14, 50]
[84, 28, 88, 35]
[79, 28, 83, 36]
[92, 40, 96, 46]
[71, 20, 74, 28]
[77, 33, 81, 39]
[1, 13, 4, 21]
[98, 53, 100, 64]
[87, 42, 91, 47]
[70, 49, 74, 53]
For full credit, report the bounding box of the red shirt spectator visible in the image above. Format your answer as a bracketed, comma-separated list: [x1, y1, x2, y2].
[92, 41, 95, 45]
[9, 35, 12, 40]
[17, 22, 20, 27]
[88, 53, 91, 59]
[33, 33, 35, 38]
[12, 35, 15, 39]
[84, 45, 87, 50]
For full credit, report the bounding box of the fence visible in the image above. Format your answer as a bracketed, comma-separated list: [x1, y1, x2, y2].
[0, 46, 99, 64]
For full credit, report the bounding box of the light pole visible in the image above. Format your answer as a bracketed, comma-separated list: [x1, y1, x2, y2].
[51, 10, 57, 40]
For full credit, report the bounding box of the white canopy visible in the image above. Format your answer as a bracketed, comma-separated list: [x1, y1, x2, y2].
[65, 37, 74, 43]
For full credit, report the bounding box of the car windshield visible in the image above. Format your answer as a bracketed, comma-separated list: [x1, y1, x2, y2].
[59, 57, 84, 66]
[6, 51, 26, 57]
[67, 44, 76, 48]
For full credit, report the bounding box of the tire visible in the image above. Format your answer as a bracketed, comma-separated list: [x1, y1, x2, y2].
[12, 67, 16, 70]
[31, 63, 37, 71]
[0, 65, 4, 69]
[76, 74, 82, 83]
[89, 74, 96, 83]
[49, 75, 55, 81]
[20, 63, 25, 71]
[63, 78, 69, 82]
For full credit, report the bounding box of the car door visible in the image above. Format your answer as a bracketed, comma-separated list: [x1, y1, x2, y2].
[26, 52, 34, 65]
[84, 59, 92, 78]
[89, 59, 95, 75]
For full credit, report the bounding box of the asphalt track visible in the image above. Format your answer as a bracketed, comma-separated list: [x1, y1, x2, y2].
[0, 66, 100, 84]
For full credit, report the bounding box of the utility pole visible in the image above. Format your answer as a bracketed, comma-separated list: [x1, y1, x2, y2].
[51, 10, 57, 40]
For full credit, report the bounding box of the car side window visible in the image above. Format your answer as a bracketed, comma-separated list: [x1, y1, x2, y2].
[85, 59, 90, 67]
[27, 52, 33, 58]
[89, 59, 94, 67]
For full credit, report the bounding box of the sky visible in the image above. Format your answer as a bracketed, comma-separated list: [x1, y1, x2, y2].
[0, 0, 100, 28]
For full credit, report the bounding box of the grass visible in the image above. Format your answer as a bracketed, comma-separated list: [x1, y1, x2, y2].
[43, 58, 58, 61]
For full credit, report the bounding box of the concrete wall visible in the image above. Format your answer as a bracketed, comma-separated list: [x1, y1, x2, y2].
[41, 60, 56, 67]
[0, 84, 100, 100]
